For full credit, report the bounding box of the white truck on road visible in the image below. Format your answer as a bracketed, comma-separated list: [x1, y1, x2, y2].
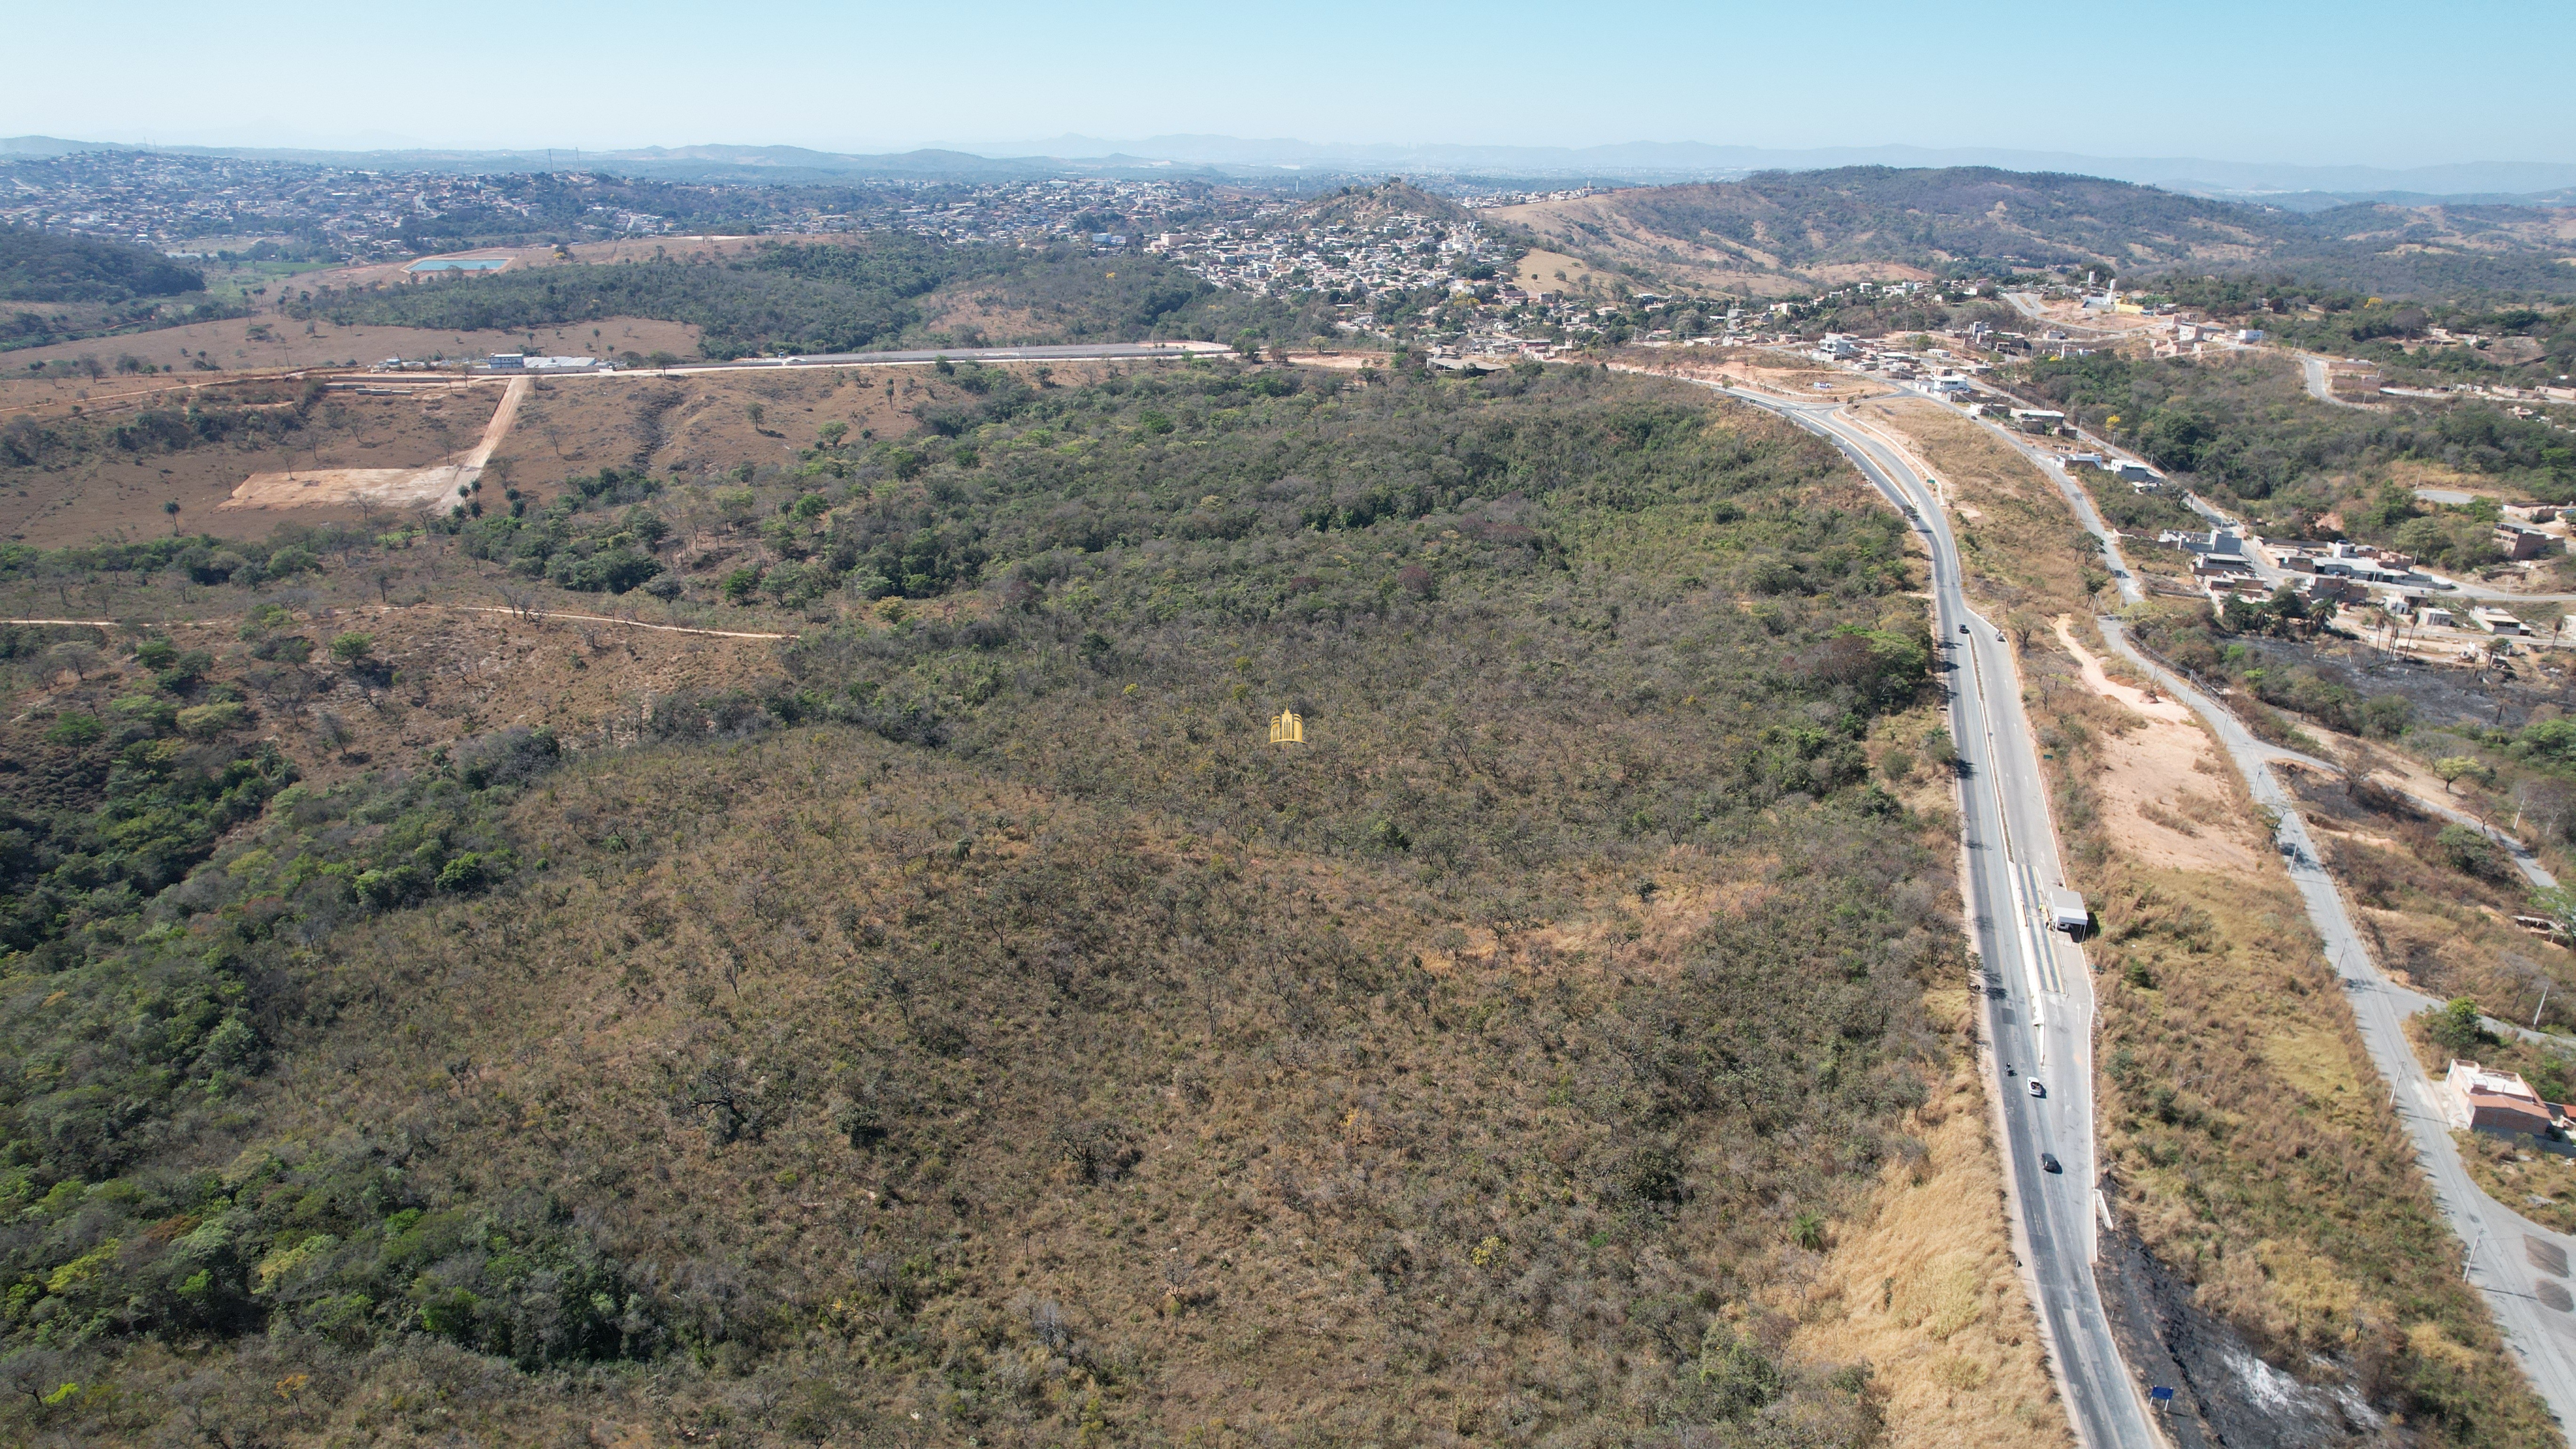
[2048, 887, 2089, 935]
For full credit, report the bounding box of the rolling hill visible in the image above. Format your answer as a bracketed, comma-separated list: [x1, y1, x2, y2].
[1489, 167, 2576, 298]
[0, 223, 207, 303]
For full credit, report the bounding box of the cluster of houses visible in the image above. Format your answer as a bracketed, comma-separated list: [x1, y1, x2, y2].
[1155, 209, 1796, 360]
[876, 177, 1198, 246]
[1, 148, 588, 263]
[1457, 186, 1606, 209]
[1779, 294, 2573, 649]
[1151, 213, 1505, 302]
[2157, 523, 2567, 631]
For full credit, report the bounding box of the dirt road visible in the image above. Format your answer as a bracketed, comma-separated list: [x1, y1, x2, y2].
[220, 374, 529, 515]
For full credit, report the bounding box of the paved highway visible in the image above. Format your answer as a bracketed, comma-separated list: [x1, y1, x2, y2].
[1691, 377, 2165, 1449]
[2099, 621, 2576, 1430]
[708, 340, 1236, 369]
[368, 340, 1238, 386]
[1934, 366, 2576, 1423]
[1713, 354, 2576, 1428]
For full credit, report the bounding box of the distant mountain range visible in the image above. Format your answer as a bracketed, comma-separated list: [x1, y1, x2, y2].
[969, 136, 2576, 204]
[6, 132, 2574, 206]
[0, 135, 1214, 186]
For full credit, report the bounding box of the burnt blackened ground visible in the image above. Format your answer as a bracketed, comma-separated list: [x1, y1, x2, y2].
[2234, 631, 2576, 734]
[2097, 1231, 2383, 1449]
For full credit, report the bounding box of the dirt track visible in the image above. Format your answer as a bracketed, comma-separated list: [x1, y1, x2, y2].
[219, 375, 529, 515]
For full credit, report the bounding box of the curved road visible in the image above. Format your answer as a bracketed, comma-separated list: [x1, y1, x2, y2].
[1696, 378, 2164, 1449]
[1960, 374, 2576, 1422]
[2100, 621, 2576, 1429]
[1714, 355, 2576, 1432]
[2300, 353, 2375, 411]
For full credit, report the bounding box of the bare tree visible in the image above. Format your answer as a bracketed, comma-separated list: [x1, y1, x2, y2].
[46, 640, 100, 681]
[247, 665, 319, 724]
[2513, 777, 2576, 845]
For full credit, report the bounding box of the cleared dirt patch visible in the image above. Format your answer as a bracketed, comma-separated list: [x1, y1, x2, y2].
[2054, 618, 2192, 726]
[1, 384, 485, 545]
[222, 376, 528, 515]
[2052, 620, 2259, 873]
[2, 316, 704, 377]
[1510, 248, 1614, 297]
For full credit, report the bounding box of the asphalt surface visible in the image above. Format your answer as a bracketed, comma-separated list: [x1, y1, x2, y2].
[2300, 353, 2375, 411]
[373, 340, 1237, 385]
[1696, 378, 2165, 1449]
[1964, 370, 2576, 1423]
[706, 340, 1235, 369]
[1719, 355, 2576, 1429]
[2099, 620, 2576, 1431]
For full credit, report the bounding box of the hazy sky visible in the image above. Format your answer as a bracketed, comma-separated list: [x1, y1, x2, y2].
[6, 0, 2568, 167]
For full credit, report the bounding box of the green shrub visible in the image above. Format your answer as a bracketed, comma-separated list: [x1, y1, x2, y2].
[174, 701, 249, 739]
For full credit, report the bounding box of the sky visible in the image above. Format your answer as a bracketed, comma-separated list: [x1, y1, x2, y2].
[5, 0, 2570, 168]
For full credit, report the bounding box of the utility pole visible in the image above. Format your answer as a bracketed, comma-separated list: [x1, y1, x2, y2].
[2537, 980, 2552, 1032]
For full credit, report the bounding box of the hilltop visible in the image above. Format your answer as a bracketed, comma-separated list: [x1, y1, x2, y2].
[1291, 178, 1472, 227]
[0, 223, 206, 303]
[1490, 166, 2576, 298]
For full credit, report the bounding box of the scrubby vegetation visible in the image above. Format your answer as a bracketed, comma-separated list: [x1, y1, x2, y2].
[2011, 352, 2576, 519]
[0, 225, 207, 304]
[0, 363, 1995, 1445]
[1867, 401, 2560, 1444]
[2155, 279, 2576, 385]
[288, 237, 1329, 360]
[1, 385, 323, 474]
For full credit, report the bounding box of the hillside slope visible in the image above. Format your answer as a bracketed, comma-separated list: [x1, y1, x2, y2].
[1493, 167, 2576, 298]
[0, 224, 207, 303]
[0, 361, 2069, 1447]
[290, 235, 1329, 358]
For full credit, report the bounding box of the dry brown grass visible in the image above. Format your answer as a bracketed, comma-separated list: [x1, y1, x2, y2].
[2287, 768, 2574, 1017]
[2454, 1129, 2576, 1236]
[1906, 400, 2558, 1435]
[0, 315, 702, 378]
[1791, 992, 2069, 1449]
[1510, 249, 1616, 297]
[488, 360, 1128, 503]
[1487, 196, 1933, 297]
[1852, 398, 2101, 619]
[2, 380, 479, 545]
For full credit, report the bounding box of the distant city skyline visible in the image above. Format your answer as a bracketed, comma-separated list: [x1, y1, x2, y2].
[6, 0, 2571, 170]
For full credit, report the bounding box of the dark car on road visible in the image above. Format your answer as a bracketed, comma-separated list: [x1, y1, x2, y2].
[2040, 1152, 2062, 1174]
